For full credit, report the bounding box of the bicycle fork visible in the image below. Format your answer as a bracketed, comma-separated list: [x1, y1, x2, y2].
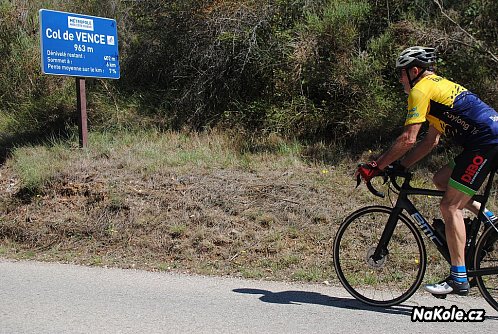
[369, 207, 404, 263]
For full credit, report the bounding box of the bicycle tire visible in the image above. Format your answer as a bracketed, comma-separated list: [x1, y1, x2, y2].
[333, 205, 427, 307]
[474, 226, 498, 311]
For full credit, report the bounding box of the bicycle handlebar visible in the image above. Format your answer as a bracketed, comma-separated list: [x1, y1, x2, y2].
[356, 164, 412, 198]
[367, 179, 386, 198]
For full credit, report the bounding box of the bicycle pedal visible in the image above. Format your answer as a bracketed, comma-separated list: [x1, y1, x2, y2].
[432, 293, 447, 299]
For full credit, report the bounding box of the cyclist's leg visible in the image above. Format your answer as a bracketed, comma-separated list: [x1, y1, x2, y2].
[425, 149, 495, 295]
[433, 163, 485, 287]
[433, 162, 481, 214]
[433, 164, 452, 190]
[440, 188, 471, 267]
[425, 188, 471, 295]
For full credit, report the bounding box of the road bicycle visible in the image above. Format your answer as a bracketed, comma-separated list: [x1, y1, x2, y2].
[333, 165, 498, 311]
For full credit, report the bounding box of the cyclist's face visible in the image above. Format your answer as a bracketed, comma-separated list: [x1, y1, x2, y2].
[399, 68, 412, 94]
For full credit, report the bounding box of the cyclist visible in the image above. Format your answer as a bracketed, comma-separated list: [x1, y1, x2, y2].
[356, 46, 498, 296]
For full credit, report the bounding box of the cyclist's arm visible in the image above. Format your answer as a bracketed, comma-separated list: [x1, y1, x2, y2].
[376, 123, 423, 170]
[399, 124, 440, 168]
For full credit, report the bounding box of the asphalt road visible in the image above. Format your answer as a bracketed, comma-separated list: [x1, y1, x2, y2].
[1, 259, 497, 333]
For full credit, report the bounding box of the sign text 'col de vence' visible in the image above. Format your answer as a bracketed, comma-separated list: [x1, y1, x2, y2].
[40, 9, 120, 79]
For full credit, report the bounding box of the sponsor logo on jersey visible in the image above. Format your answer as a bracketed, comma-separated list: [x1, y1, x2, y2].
[406, 107, 419, 119]
[443, 112, 470, 131]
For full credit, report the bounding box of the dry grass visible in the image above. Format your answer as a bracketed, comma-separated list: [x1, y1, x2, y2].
[0, 130, 484, 286]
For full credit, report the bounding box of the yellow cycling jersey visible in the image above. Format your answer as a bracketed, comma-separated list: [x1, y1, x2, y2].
[403, 73, 498, 148]
[404, 74, 466, 131]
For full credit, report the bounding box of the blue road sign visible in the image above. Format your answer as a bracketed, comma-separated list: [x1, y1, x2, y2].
[40, 9, 120, 79]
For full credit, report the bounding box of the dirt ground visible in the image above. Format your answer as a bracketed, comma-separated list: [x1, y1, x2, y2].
[0, 155, 369, 283]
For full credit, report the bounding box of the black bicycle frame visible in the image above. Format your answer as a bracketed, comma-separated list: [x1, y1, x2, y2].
[370, 172, 498, 278]
[370, 178, 451, 264]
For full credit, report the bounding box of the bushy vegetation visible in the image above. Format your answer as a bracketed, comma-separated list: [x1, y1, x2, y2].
[1, 0, 497, 148]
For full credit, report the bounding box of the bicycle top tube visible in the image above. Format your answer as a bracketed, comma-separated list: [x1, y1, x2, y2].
[399, 183, 445, 197]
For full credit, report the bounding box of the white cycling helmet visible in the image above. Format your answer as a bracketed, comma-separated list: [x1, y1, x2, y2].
[396, 46, 436, 69]
[396, 46, 436, 88]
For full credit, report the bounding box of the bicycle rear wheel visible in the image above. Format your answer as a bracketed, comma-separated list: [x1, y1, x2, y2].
[474, 226, 498, 311]
[334, 205, 426, 307]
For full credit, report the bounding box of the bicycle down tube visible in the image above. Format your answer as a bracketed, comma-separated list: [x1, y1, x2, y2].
[371, 181, 451, 264]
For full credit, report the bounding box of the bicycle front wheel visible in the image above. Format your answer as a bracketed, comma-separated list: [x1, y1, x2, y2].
[334, 206, 426, 307]
[474, 226, 498, 311]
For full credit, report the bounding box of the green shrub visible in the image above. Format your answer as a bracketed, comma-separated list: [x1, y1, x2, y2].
[0, 0, 496, 150]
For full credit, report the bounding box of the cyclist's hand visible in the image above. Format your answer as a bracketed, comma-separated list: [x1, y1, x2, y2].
[355, 161, 381, 183]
